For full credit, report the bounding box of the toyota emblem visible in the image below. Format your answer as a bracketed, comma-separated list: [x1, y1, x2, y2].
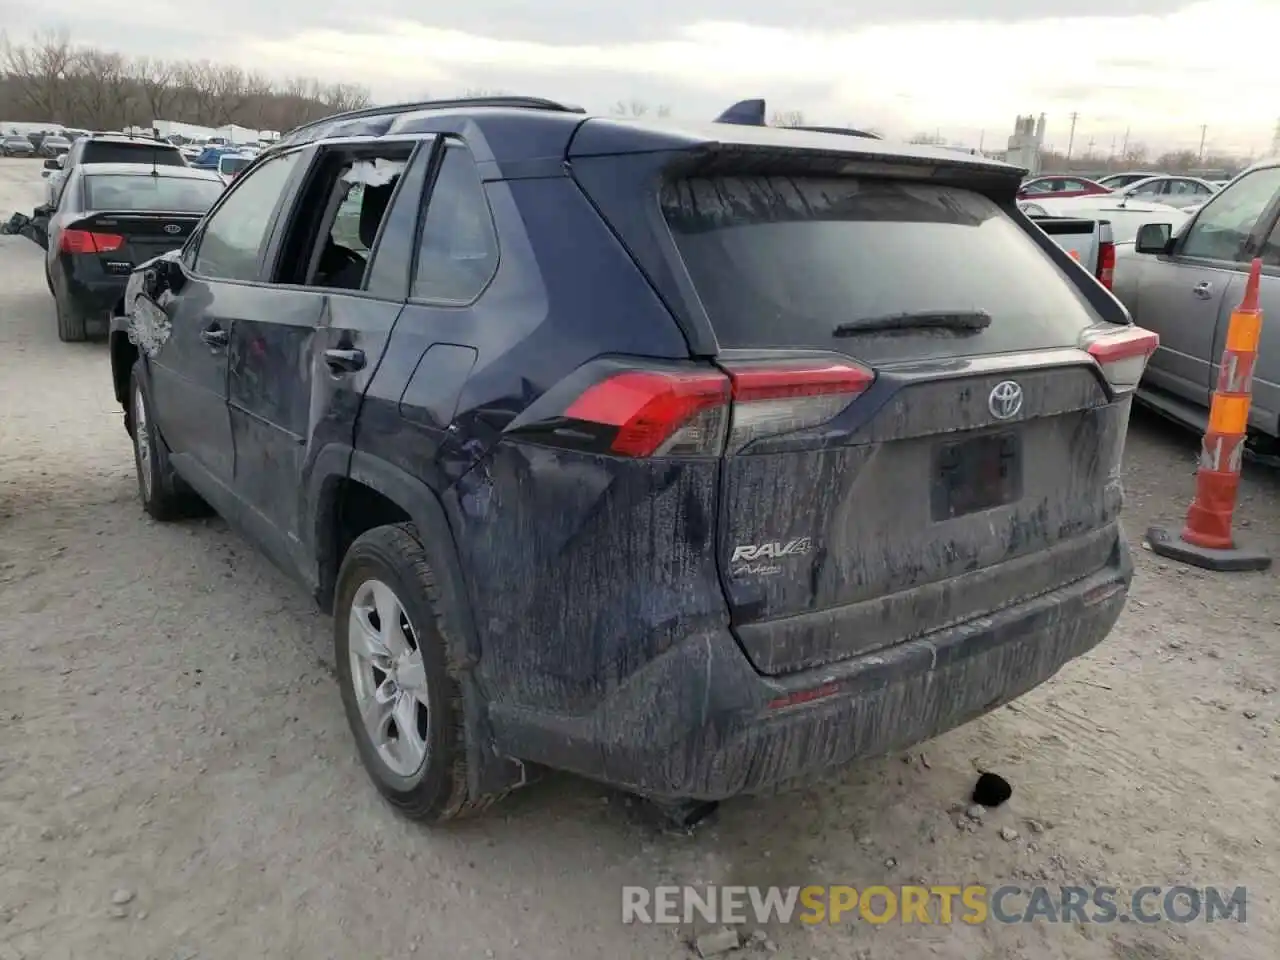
[163, 224, 181, 235]
[988, 380, 1024, 420]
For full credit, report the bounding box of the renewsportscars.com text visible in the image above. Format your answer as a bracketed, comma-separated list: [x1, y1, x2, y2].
[622, 885, 1247, 925]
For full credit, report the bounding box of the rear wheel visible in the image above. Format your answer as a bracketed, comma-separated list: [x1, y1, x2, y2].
[335, 523, 493, 823]
[54, 289, 86, 342]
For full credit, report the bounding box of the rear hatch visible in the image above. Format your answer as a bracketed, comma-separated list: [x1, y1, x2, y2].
[574, 145, 1153, 676]
[61, 212, 202, 275]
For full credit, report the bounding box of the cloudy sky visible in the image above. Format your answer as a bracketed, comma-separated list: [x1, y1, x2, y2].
[3, 0, 1277, 154]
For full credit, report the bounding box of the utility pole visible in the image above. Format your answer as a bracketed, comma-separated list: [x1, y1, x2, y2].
[1121, 126, 1130, 159]
[1066, 111, 1079, 161]
[1198, 124, 1208, 162]
[1271, 118, 1280, 156]
[978, 129, 985, 153]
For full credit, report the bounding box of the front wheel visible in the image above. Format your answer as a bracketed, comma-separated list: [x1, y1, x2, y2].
[334, 523, 492, 823]
[129, 361, 205, 520]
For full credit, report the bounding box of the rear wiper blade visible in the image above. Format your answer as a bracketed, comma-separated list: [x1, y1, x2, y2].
[832, 310, 992, 336]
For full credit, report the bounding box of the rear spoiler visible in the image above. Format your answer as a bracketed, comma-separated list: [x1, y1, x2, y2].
[713, 99, 882, 140]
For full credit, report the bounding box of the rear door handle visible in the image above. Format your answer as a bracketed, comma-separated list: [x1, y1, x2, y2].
[324, 348, 366, 373]
[1193, 281, 1214, 300]
[200, 326, 228, 347]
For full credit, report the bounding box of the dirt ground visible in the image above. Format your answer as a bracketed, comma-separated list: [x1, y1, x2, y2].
[1, 156, 1278, 960]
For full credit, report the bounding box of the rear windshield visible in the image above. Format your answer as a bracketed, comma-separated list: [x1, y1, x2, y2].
[84, 174, 224, 213]
[82, 142, 185, 165]
[661, 176, 1102, 360]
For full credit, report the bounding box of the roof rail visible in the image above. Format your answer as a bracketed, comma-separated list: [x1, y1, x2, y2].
[273, 95, 586, 148]
[711, 99, 882, 140]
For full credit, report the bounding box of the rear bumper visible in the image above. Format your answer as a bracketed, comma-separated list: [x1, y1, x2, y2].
[488, 534, 1132, 800]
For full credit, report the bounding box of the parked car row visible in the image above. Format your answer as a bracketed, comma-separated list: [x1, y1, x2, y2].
[1113, 159, 1280, 464]
[1019, 172, 1220, 211]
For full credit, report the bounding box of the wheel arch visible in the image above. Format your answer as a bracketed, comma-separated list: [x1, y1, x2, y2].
[309, 448, 525, 798]
[309, 447, 481, 668]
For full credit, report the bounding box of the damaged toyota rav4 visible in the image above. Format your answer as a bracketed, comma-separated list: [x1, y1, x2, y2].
[109, 96, 1155, 823]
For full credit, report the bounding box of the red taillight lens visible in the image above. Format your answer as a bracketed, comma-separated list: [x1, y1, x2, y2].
[559, 359, 875, 458]
[1085, 326, 1159, 391]
[59, 229, 124, 254]
[564, 370, 730, 457]
[1096, 240, 1116, 290]
[725, 360, 874, 453]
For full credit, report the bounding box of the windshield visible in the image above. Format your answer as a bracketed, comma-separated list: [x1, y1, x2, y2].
[661, 175, 1103, 361]
[84, 174, 224, 213]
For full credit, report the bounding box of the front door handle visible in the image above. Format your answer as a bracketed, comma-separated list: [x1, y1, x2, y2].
[200, 326, 228, 347]
[324, 348, 366, 374]
[1193, 281, 1214, 300]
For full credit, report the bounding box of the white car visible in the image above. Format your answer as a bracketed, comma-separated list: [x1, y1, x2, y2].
[216, 152, 254, 185]
[1018, 193, 1193, 245]
[1107, 174, 1219, 210]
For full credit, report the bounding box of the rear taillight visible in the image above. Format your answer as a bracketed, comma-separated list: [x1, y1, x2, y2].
[60, 229, 124, 254]
[561, 360, 874, 458]
[1096, 240, 1116, 290]
[724, 361, 875, 453]
[564, 371, 729, 457]
[1085, 326, 1159, 391]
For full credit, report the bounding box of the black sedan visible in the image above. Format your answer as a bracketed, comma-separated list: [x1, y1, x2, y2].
[2, 135, 36, 157]
[37, 162, 225, 341]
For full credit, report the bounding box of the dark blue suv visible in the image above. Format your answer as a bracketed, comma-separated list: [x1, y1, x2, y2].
[108, 96, 1152, 822]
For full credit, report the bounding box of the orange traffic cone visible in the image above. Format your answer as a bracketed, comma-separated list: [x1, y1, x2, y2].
[1148, 258, 1272, 571]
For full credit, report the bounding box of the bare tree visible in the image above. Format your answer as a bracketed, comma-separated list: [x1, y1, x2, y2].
[206, 64, 248, 125]
[2, 28, 76, 119]
[771, 109, 805, 127]
[176, 60, 221, 125]
[318, 82, 371, 114]
[128, 56, 179, 124]
[241, 71, 277, 130]
[68, 49, 135, 130]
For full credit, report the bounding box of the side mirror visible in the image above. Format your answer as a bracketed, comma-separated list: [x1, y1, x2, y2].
[56, 155, 67, 169]
[43, 158, 60, 171]
[32, 204, 53, 218]
[1135, 223, 1173, 255]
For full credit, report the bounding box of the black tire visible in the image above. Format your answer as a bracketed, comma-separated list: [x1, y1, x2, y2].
[54, 289, 86, 342]
[44, 263, 54, 296]
[335, 523, 492, 823]
[128, 360, 205, 521]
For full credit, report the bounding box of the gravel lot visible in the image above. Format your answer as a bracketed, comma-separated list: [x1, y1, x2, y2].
[2, 156, 1279, 960]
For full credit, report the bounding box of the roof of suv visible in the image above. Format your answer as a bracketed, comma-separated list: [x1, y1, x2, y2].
[85, 133, 181, 147]
[265, 96, 1022, 178]
[77, 162, 222, 180]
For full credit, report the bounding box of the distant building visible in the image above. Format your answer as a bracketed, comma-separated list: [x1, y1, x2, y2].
[1005, 114, 1046, 174]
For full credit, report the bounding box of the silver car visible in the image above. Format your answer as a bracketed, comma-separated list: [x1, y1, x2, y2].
[1112, 160, 1280, 461]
